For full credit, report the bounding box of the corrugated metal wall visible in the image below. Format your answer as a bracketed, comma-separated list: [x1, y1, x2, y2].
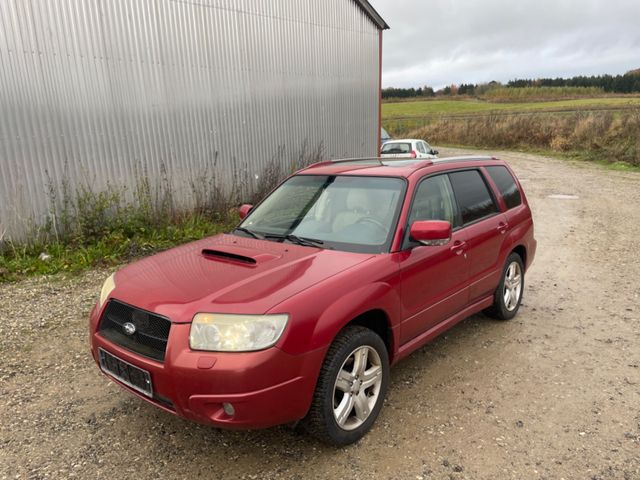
[0, 0, 381, 241]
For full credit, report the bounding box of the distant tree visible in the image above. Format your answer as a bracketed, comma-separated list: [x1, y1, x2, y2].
[475, 81, 501, 95]
[458, 83, 476, 95]
[383, 69, 640, 100]
[423, 86, 435, 97]
[506, 70, 640, 93]
[382, 86, 435, 99]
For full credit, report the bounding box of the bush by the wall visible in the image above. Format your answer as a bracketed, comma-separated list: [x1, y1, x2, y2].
[0, 143, 325, 281]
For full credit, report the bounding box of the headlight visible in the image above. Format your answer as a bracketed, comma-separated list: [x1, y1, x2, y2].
[98, 273, 116, 308]
[189, 313, 289, 352]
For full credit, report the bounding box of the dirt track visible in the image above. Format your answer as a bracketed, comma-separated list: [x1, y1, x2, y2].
[1, 148, 639, 480]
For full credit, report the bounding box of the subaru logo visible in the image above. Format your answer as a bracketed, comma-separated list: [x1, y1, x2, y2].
[123, 322, 136, 336]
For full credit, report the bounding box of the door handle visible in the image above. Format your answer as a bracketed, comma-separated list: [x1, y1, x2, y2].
[497, 222, 509, 234]
[450, 240, 467, 255]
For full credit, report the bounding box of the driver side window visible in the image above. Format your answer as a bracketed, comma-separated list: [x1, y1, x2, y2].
[408, 175, 460, 228]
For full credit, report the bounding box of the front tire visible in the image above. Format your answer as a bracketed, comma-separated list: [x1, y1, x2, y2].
[303, 326, 389, 446]
[485, 252, 525, 320]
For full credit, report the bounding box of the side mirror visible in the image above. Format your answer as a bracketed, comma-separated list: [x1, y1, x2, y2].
[238, 204, 253, 220]
[431, 149, 439, 155]
[410, 220, 451, 246]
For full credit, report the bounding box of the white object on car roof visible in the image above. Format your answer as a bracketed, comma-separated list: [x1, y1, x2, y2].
[380, 139, 438, 159]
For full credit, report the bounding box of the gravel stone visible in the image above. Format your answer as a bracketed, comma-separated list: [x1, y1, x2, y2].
[1, 149, 639, 479]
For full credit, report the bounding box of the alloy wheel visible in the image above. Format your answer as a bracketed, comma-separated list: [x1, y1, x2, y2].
[332, 346, 383, 431]
[503, 261, 523, 311]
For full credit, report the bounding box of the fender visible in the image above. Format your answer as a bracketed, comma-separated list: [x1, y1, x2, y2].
[500, 205, 534, 268]
[310, 281, 400, 352]
[272, 276, 402, 357]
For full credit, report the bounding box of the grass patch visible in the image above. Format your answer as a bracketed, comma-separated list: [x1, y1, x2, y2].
[436, 142, 640, 172]
[0, 214, 236, 282]
[0, 143, 325, 283]
[382, 96, 640, 119]
[483, 86, 605, 102]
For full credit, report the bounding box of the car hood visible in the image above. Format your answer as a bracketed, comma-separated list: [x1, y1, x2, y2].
[111, 234, 373, 322]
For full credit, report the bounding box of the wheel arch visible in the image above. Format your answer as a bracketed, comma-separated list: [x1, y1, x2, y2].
[345, 309, 395, 363]
[511, 244, 527, 268]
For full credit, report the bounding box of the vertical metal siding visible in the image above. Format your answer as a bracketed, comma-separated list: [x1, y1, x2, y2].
[0, 0, 380, 240]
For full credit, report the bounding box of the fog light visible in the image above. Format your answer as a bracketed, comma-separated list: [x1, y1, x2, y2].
[222, 402, 235, 416]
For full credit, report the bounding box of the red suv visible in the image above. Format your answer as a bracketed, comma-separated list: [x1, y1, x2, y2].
[90, 156, 536, 445]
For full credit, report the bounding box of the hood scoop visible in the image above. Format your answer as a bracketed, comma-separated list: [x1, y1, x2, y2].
[200, 245, 281, 266]
[202, 249, 256, 265]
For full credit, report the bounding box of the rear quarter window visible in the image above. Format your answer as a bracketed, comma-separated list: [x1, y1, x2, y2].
[448, 170, 499, 225]
[486, 166, 522, 209]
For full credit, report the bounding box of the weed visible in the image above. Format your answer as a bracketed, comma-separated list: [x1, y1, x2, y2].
[1, 142, 325, 282]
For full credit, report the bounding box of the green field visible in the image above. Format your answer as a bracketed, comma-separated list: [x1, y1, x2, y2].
[381, 95, 640, 169]
[382, 97, 640, 119]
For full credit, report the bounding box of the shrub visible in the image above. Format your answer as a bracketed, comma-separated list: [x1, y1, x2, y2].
[407, 109, 640, 166]
[1, 142, 326, 281]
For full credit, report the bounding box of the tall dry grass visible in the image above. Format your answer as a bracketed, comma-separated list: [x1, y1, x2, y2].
[408, 110, 640, 166]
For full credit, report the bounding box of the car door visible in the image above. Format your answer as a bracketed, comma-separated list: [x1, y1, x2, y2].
[423, 141, 437, 158]
[414, 141, 425, 158]
[398, 174, 470, 344]
[419, 142, 428, 158]
[421, 142, 432, 158]
[448, 169, 508, 303]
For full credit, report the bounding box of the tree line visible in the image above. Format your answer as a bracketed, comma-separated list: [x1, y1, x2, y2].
[382, 69, 640, 99]
[507, 70, 640, 93]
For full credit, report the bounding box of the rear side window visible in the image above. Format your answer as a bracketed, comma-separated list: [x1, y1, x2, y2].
[382, 143, 411, 154]
[448, 170, 498, 225]
[486, 166, 522, 209]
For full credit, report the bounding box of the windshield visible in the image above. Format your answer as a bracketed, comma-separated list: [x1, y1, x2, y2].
[238, 175, 406, 253]
[381, 142, 411, 154]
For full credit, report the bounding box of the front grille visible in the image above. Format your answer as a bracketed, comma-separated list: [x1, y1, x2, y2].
[98, 300, 171, 362]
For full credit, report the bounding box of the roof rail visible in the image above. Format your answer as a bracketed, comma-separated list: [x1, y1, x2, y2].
[432, 155, 496, 164]
[331, 157, 383, 165]
[305, 157, 383, 169]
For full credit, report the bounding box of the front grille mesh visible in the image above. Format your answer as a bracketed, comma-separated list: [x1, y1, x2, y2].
[98, 300, 171, 361]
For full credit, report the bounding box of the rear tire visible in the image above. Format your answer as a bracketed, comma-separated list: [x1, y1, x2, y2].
[484, 252, 524, 320]
[302, 326, 389, 446]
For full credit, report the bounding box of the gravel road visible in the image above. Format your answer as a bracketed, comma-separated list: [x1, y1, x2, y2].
[1, 149, 639, 480]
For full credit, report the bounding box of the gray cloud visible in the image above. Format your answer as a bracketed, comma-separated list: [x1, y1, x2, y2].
[371, 0, 640, 88]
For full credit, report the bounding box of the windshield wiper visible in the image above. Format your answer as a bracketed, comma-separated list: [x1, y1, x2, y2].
[233, 227, 265, 240]
[286, 234, 324, 247]
[265, 233, 326, 248]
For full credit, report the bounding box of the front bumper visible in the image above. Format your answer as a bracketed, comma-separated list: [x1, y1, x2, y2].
[89, 305, 326, 429]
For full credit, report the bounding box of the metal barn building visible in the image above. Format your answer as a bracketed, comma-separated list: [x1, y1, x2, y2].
[0, 0, 388, 241]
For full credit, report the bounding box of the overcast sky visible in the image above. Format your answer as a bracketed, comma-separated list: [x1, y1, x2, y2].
[370, 0, 640, 89]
